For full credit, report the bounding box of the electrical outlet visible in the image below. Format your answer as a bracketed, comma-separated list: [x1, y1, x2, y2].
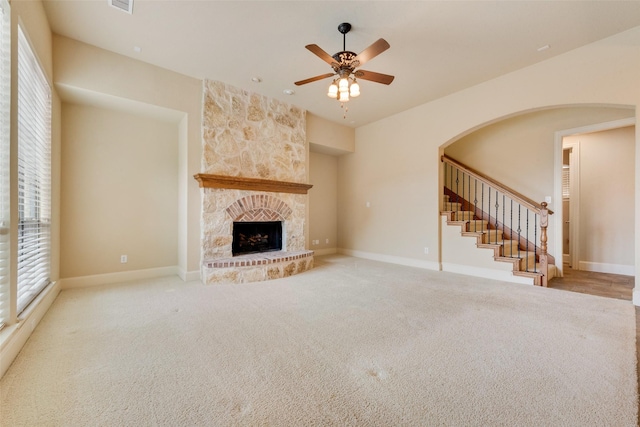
[424, 247, 429, 254]
[120, 255, 128, 263]
[325, 238, 329, 244]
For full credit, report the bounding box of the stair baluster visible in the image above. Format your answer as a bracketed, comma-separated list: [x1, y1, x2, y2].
[441, 154, 554, 286]
[502, 194, 505, 255]
[533, 215, 538, 273]
[494, 190, 499, 247]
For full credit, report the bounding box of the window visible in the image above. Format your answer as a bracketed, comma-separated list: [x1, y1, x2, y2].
[17, 25, 51, 313]
[0, 0, 9, 328]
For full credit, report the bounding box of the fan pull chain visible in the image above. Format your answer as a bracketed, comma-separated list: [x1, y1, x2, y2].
[341, 103, 348, 119]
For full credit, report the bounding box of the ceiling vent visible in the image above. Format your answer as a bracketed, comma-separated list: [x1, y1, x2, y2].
[109, 0, 133, 14]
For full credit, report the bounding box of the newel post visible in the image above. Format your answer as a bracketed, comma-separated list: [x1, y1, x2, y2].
[539, 202, 549, 287]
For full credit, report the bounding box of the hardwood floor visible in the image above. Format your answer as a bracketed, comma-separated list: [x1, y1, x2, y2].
[547, 266, 638, 423]
[548, 266, 634, 300]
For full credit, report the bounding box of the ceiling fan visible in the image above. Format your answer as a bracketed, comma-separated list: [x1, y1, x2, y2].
[295, 23, 394, 104]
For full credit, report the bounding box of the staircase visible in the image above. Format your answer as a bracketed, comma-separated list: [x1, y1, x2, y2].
[441, 155, 554, 286]
[442, 194, 545, 282]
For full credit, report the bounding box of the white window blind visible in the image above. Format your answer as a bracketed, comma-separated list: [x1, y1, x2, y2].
[0, 0, 10, 329]
[17, 25, 51, 314]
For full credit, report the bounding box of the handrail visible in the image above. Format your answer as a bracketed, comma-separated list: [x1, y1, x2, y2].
[441, 154, 553, 215]
[441, 153, 554, 286]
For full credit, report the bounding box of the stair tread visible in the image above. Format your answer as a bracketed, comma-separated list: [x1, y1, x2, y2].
[480, 240, 519, 247]
[442, 192, 550, 286]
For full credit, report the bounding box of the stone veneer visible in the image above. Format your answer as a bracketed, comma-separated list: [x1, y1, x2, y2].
[200, 80, 313, 284]
[202, 80, 307, 181]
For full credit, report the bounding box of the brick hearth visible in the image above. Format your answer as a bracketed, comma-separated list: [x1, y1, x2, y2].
[202, 250, 314, 284]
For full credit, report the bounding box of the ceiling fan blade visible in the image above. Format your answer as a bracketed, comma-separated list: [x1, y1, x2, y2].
[355, 70, 395, 85]
[294, 73, 335, 86]
[305, 44, 336, 66]
[354, 38, 390, 66]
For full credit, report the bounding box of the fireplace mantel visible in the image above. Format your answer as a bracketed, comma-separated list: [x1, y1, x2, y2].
[194, 174, 313, 194]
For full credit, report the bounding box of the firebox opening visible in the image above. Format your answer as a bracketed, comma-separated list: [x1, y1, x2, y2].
[232, 221, 283, 256]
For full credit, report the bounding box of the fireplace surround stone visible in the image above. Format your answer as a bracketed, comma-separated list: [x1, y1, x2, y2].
[198, 80, 313, 284]
[199, 190, 313, 284]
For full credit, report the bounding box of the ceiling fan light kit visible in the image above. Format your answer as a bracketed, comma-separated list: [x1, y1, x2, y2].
[328, 77, 360, 100]
[295, 22, 394, 117]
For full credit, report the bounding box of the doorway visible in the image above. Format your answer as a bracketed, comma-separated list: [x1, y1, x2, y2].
[555, 117, 636, 276]
[561, 141, 580, 270]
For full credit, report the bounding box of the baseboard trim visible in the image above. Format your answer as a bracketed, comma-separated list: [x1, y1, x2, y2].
[337, 248, 439, 271]
[184, 270, 201, 282]
[59, 266, 181, 289]
[311, 248, 337, 256]
[177, 268, 201, 282]
[441, 262, 535, 285]
[577, 261, 634, 276]
[0, 281, 60, 379]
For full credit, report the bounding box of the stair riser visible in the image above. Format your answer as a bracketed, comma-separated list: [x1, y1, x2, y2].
[501, 244, 520, 257]
[467, 221, 488, 232]
[481, 230, 503, 243]
[501, 247, 537, 270]
[442, 202, 463, 211]
[454, 211, 474, 221]
[519, 255, 537, 271]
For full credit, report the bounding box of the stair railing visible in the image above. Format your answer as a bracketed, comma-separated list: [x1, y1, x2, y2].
[441, 154, 554, 287]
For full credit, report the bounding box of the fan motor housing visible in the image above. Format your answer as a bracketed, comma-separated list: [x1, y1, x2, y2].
[332, 51, 357, 64]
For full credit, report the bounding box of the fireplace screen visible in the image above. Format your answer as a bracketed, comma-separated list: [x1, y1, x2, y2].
[232, 221, 282, 256]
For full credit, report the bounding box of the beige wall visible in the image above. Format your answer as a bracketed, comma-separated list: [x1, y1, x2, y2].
[52, 35, 202, 279]
[445, 107, 634, 203]
[307, 113, 355, 155]
[339, 126, 433, 263]
[307, 114, 350, 254]
[309, 152, 338, 254]
[338, 26, 640, 289]
[443, 106, 635, 260]
[565, 126, 635, 270]
[60, 103, 179, 278]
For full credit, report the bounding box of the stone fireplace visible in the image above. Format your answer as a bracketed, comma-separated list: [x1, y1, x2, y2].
[196, 80, 314, 284]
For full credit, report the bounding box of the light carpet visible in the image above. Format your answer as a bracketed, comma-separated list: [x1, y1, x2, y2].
[1, 255, 637, 426]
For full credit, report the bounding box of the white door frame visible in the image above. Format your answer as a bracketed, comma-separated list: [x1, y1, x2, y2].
[553, 117, 636, 276]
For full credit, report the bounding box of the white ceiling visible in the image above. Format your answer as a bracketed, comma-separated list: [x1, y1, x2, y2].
[41, 0, 640, 128]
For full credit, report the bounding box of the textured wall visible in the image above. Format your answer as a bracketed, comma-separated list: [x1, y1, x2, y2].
[200, 80, 308, 267]
[202, 80, 306, 182]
